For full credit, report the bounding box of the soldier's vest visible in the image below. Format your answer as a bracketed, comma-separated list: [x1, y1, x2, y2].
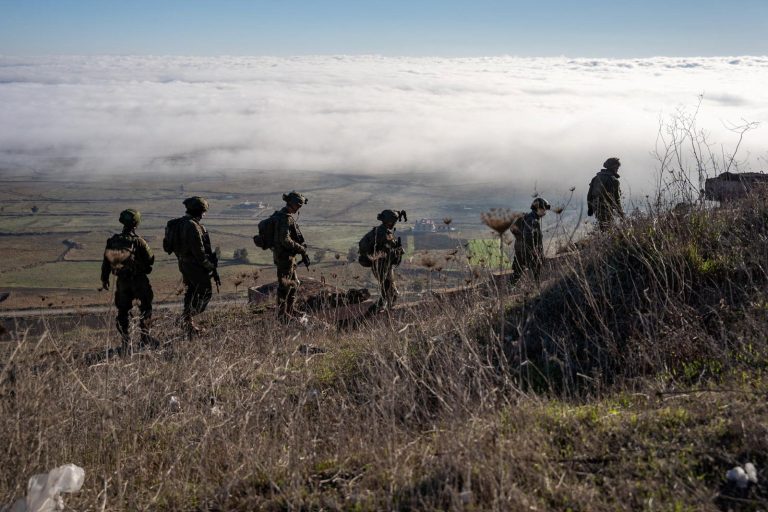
[513, 213, 540, 250]
[267, 211, 305, 255]
[104, 234, 138, 276]
[587, 172, 617, 211]
[358, 227, 401, 268]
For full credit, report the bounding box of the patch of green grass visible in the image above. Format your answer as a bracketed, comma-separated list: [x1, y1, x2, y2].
[466, 239, 511, 269]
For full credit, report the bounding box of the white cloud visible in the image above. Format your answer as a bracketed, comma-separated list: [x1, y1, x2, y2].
[0, 55, 766, 194]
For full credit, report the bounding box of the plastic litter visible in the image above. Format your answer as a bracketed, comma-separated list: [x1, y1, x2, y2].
[745, 462, 758, 484]
[726, 462, 758, 489]
[168, 395, 181, 413]
[6, 464, 85, 512]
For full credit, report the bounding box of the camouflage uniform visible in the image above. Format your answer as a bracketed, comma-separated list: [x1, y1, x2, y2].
[510, 211, 544, 285]
[100, 210, 154, 353]
[588, 159, 625, 231]
[272, 202, 307, 323]
[361, 223, 402, 310]
[177, 214, 216, 324]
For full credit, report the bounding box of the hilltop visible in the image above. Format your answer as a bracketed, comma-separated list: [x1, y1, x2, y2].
[1, 194, 767, 511]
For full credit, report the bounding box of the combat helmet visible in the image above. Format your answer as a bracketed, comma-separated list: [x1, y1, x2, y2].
[603, 157, 621, 170]
[183, 196, 209, 214]
[377, 209, 407, 223]
[531, 197, 551, 211]
[119, 209, 141, 227]
[282, 191, 308, 205]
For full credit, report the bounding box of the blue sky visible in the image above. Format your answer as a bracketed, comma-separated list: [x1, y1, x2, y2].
[1, 0, 767, 57]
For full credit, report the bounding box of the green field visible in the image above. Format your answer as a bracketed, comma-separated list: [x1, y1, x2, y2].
[1, 169, 552, 309]
[466, 238, 512, 269]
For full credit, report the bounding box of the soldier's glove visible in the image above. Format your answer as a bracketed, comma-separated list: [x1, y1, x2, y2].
[101, 280, 110, 291]
[301, 253, 311, 269]
[202, 260, 216, 271]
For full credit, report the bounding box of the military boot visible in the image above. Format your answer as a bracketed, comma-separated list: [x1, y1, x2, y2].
[139, 318, 159, 349]
[183, 315, 202, 340]
[116, 318, 131, 356]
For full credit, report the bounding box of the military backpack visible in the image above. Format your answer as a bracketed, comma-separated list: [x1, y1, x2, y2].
[253, 211, 281, 250]
[357, 228, 376, 267]
[163, 217, 187, 255]
[104, 234, 137, 275]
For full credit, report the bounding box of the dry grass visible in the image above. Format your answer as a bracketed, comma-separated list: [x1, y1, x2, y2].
[2, 196, 768, 510]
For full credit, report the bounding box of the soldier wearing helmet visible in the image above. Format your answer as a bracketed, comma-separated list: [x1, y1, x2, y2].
[100, 209, 155, 354]
[272, 191, 309, 323]
[510, 198, 550, 286]
[359, 209, 407, 311]
[587, 157, 625, 231]
[175, 196, 218, 337]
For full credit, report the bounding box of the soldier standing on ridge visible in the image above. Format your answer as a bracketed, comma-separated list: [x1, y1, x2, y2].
[272, 191, 310, 323]
[587, 157, 625, 231]
[100, 209, 155, 355]
[165, 196, 220, 338]
[510, 198, 550, 286]
[358, 209, 406, 312]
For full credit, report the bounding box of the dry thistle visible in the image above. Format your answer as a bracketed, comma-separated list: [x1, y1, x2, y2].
[553, 206, 565, 215]
[334, 253, 341, 260]
[569, 186, 576, 192]
[480, 208, 518, 234]
[443, 217, 453, 225]
[419, 253, 438, 270]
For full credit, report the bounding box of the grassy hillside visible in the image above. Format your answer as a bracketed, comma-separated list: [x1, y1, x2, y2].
[1, 196, 767, 511]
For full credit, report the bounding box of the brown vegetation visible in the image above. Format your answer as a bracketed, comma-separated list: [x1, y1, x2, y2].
[2, 195, 768, 510]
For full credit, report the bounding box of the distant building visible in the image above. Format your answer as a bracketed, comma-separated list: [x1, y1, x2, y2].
[412, 219, 455, 233]
[232, 201, 267, 210]
[410, 219, 461, 250]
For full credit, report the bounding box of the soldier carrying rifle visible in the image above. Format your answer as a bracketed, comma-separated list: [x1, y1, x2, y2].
[163, 196, 220, 338]
[271, 191, 310, 324]
[100, 209, 155, 354]
[358, 209, 406, 312]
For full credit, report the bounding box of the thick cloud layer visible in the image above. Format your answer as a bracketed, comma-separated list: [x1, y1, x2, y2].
[0, 55, 766, 192]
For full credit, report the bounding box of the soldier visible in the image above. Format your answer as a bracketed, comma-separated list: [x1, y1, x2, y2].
[359, 209, 406, 311]
[587, 157, 625, 231]
[272, 191, 310, 323]
[510, 198, 550, 286]
[100, 209, 155, 354]
[169, 196, 220, 338]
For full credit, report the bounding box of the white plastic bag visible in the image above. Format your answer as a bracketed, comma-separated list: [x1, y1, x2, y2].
[6, 464, 85, 512]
